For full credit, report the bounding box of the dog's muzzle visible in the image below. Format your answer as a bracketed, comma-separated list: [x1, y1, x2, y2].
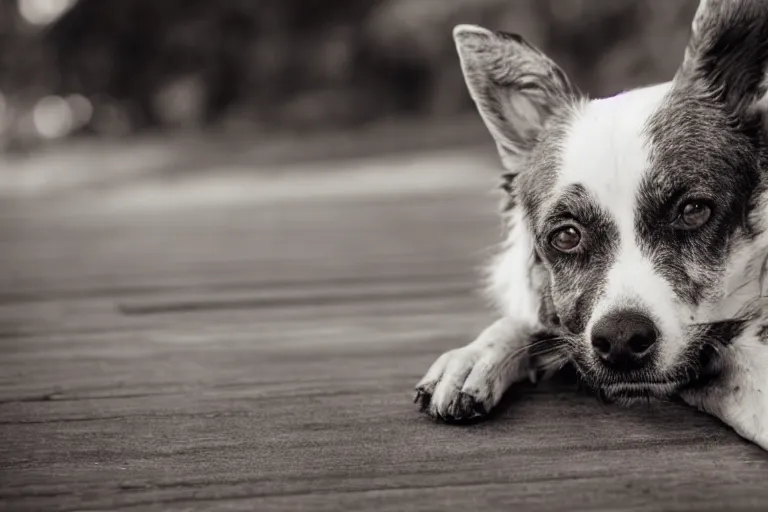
[590, 309, 659, 372]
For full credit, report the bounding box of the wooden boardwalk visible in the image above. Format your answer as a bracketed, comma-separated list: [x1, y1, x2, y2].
[1, 151, 767, 511]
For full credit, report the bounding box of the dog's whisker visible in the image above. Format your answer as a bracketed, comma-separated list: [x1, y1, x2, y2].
[498, 335, 567, 363]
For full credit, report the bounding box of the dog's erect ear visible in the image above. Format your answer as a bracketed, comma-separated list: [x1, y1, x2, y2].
[453, 25, 578, 173]
[679, 0, 768, 119]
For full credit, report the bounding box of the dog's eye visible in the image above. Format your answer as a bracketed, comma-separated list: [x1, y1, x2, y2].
[673, 201, 712, 230]
[550, 226, 581, 252]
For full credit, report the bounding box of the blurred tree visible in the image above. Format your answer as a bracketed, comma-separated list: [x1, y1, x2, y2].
[0, 0, 699, 146]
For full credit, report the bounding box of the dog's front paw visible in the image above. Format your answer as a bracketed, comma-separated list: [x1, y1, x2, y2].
[414, 345, 526, 422]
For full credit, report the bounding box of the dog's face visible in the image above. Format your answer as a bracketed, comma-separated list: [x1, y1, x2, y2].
[522, 80, 763, 397]
[455, 0, 768, 397]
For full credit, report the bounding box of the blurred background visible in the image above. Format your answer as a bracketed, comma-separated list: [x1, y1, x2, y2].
[0, 0, 698, 195]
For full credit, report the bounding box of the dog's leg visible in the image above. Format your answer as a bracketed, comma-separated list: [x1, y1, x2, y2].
[415, 206, 560, 422]
[414, 318, 544, 421]
[681, 331, 768, 450]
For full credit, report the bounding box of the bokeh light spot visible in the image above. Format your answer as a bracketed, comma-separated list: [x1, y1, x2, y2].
[32, 95, 74, 139]
[18, 0, 77, 26]
[67, 94, 93, 127]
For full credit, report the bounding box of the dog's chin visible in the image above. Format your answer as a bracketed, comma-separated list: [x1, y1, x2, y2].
[569, 359, 691, 404]
[597, 380, 685, 403]
[569, 355, 702, 404]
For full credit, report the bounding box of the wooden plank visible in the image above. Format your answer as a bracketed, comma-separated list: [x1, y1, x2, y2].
[1, 166, 767, 512]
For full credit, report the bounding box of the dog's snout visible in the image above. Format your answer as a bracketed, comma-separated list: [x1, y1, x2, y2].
[591, 310, 658, 371]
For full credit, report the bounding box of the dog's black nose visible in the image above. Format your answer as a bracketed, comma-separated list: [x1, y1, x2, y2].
[591, 310, 658, 370]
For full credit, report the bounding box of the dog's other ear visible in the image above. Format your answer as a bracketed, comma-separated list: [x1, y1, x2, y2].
[679, 0, 768, 120]
[453, 25, 578, 173]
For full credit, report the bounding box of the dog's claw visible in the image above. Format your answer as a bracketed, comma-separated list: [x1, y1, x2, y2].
[448, 392, 487, 422]
[413, 388, 432, 412]
[414, 330, 530, 423]
[415, 388, 489, 423]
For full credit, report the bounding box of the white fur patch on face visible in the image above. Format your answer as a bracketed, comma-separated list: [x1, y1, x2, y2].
[553, 82, 694, 367]
[556, 82, 672, 238]
[590, 240, 686, 368]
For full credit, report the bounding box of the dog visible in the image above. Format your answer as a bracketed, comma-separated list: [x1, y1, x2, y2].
[414, 0, 768, 451]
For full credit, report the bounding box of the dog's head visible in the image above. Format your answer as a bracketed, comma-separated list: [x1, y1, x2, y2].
[456, 0, 768, 398]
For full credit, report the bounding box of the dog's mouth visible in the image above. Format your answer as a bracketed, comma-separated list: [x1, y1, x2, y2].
[565, 318, 745, 401]
[573, 365, 692, 401]
[598, 380, 686, 400]
[539, 316, 745, 404]
[560, 350, 692, 403]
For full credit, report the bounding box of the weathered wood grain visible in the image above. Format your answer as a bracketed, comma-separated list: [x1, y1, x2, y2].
[0, 162, 767, 512]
